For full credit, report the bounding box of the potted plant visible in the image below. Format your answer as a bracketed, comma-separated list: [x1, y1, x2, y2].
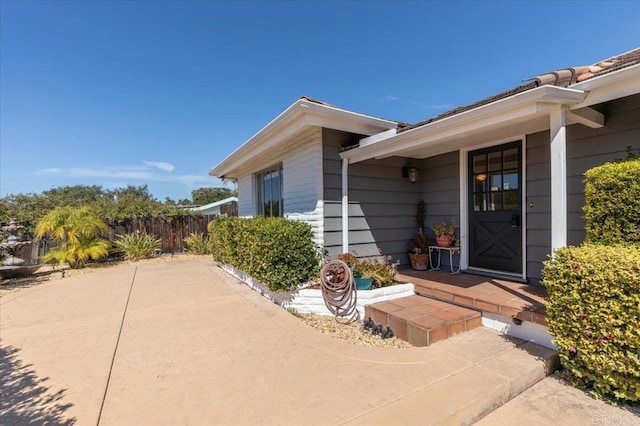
[352, 261, 375, 290]
[407, 201, 430, 270]
[337, 252, 398, 290]
[407, 234, 430, 270]
[431, 219, 457, 247]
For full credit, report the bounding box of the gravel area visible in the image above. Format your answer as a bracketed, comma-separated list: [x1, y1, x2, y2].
[294, 313, 412, 348]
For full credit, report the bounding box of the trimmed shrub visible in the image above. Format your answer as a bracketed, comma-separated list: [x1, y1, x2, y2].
[583, 158, 640, 244]
[542, 244, 640, 401]
[113, 232, 161, 261]
[183, 233, 212, 255]
[208, 217, 320, 292]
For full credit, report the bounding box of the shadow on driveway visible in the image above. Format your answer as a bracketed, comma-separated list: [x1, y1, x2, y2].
[0, 342, 76, 425]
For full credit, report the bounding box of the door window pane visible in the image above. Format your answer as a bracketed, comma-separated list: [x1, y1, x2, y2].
[488, 151, 502, 172]
[474, 193, 486, 212]
[504, 148, 518, 170]
[474, 174, 487, 193]
[473, 154, 486, 173]
[503, 171, 519, 190]
[489, 192, 503, 211]
[489, 173, 502, 191]
[504, 191, 519, 210]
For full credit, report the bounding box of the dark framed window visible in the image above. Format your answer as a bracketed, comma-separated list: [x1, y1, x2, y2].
[256, 164, 283, 217]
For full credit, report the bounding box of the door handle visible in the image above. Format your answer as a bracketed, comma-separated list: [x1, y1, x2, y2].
[511, 214, 520, 228]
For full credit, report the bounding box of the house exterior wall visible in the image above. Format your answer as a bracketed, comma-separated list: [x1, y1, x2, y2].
[322, 128, 421, 263]
[525, 130, 552, 283]
[235, 127, 325, 245]
[282, 128, 324, 246]
[237, 174, 254, 217]
[526, 94, 640, 283]
[566, 95, 640, 245]
[420, 152, 461, 269]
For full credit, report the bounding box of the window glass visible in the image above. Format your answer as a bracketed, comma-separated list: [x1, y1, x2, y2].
[503, 171, 519, 190]
[489, 192, 503, 211]
[488, 151, 502, 172]
[474, 174, 486, 193]
[489, 173, 502, 191]
[473, 154, 486, 173]
[503, 148, 518, 170]
[504, 191, 519, 211]
[474, 193, 486, 212]
[271, 170, 280, 217]
[256, 165, 283, 217]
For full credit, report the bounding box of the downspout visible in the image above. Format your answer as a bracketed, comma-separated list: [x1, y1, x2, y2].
[341, 158, 349, 253]
[550, 105, 567, 252]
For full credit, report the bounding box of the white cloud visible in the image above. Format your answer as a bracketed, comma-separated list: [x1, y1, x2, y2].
[380, 95, 400, 102]
[143, 161, 175, 173]
[35, 162, 212, 188]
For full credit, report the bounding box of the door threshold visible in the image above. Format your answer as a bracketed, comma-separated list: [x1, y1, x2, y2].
[465, 267, 528, 283]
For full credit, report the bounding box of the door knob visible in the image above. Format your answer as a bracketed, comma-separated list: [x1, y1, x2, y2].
[511, 214, 520, 228]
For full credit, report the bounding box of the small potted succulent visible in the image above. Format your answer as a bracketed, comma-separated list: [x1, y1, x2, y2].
[431, 219, 457, 248]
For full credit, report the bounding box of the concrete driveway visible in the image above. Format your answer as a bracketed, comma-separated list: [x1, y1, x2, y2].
[1, 258, 631, 425]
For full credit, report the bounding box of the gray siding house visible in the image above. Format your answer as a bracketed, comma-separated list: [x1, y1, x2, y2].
[210, 48, 640, 284]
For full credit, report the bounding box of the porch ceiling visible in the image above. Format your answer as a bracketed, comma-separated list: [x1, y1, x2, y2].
[342, 86, 587, 164]
[385, 115, 550, 160]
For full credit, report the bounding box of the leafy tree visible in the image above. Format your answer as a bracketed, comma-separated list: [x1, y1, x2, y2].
[191, 187, 235, 206]
[35, 206, 110, 268]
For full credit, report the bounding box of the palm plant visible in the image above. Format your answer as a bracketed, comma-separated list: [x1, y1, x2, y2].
[36, 206, 110, 268]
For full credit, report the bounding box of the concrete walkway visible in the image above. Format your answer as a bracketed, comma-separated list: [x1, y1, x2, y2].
[0, 258, 631, 425]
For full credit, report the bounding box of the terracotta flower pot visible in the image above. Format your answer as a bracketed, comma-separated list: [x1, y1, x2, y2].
[436, 235, 453, 247]
[408, 253, 429, 270]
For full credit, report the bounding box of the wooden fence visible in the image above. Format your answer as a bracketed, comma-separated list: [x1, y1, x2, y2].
[106, 215, 218, 254]
[26, 214, 222, 262]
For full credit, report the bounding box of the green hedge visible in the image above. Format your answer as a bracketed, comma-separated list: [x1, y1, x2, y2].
[208, 217, 320, 292]
[542, 244, 640, 401]
[583, 158, 640, 244]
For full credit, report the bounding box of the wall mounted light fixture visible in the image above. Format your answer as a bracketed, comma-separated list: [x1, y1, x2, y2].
[402, 166, 419, 184]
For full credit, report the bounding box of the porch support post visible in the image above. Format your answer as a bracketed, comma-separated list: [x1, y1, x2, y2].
[550, 105, 567, 252]
[341, 158, 349, 253]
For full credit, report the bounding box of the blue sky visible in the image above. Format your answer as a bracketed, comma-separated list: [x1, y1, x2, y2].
[1, 1, 638, 201]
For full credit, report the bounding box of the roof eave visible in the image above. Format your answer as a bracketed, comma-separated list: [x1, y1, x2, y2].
[209, 99, 397, 179]
[341, 85, 587, 164]
[568, 63, 640, 109]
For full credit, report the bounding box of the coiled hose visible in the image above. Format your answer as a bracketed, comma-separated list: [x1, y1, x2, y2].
[320, 259, 359, 324]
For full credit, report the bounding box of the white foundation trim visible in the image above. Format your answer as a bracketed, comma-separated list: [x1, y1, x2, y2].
[482, 312, 555, 350]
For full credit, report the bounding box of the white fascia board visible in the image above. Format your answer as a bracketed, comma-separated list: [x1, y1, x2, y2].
[210, 99, 397, 178]
[340, 85, 586, 164]
[568, 64, 640, 110]
[359, 128, 398, 146]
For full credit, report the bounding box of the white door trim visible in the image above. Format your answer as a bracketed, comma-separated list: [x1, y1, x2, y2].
[459, 135, 527, 281]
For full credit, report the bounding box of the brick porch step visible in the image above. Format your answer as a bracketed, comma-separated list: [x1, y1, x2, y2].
[364, 295, 481, 346]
